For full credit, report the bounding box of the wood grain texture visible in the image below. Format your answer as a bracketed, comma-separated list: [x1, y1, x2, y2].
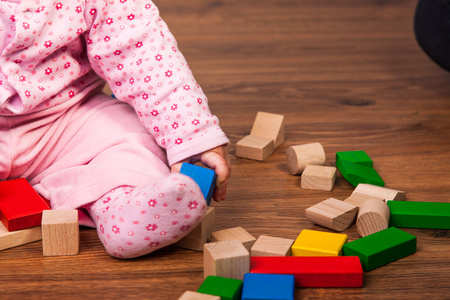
[1, 0, 450, 299]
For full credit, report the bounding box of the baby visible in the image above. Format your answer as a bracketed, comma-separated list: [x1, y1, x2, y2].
[0, 0, 230, 258]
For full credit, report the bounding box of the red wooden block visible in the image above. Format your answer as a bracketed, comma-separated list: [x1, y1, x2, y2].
[250, 256, 363, 288]
[0, 178, 51, 231]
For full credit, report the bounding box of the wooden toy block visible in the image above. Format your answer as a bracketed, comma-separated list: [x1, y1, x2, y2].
[250, 111, 285, 148]
[356, 199, 390, 237]
[203, 240, 250, 280]
[236, 135, 274, 161]
[387, 201, 450, 229]
[343, 227, 416, 271]
[197, 276, 243, 300]
[305, 198, 358, 232]
[178, 291, 220, 300]
[180, 163, 217, 205]
[250, 256, 363, 288]
[175, 207, 215, 251]
[336, 158, 384, 187]
[336, 151, 373, 167]
[210, 226, 256, 252]
[250, 235, 294, 257]
[0, 178, 51, 231]
[353, 183, 406, 201]
[344, 192, 384, 207]
[291, 229, 348, 256]
[42, 210, 79, 256]
[0, 221, 42, 251]
[241, 273, 295, 300]
[286, 142, 326, 175]
[301, 165, 337, 191]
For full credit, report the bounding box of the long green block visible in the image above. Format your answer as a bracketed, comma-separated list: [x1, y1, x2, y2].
[388, 201, 450, 229]
[336, 158, 384, 187]
[336, 151, 373, 167]
[342, 227, 416, 271]
[197, 276, 243, 300]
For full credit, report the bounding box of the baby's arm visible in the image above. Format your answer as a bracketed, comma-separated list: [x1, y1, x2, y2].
[84, 1, 230, 189]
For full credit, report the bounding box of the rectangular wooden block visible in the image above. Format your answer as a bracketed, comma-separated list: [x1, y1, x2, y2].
[250, 235, 294, 257]
[180, 163, 217, 205]
[250, 256, 363, 288]
[342, 227, 416, 271]
[236, 135, 274, 161]
[301, 165, 337, 191]
[305, 198, 358, 232]
[0, 221, 42, 251]
[387, 201, 450, 229]
[210, 226, 256, 252]
[42, 210, 79, 256]
[0, 178, 51, 231]
[344, 192, 384, 207]
[178, 291, 220, 300]
[291, 229, 348, 256]
[353, 183, 406, 201]
[203, 240, 250, 280]
[197, 276, 243, 300]
[175, 207, 215, 251]
[241, 273, 295, 300]
[250, 111, 285, 148]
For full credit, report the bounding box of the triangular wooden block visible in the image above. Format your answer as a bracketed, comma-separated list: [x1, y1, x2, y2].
[250, 112, 285, 148]
[305, 198, 358, 231]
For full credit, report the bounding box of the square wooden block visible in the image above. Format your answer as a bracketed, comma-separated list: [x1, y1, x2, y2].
[210, 226, 256, 252]
[236, 135, 274, 161]
[291, 229, 348, 256]
[175, 207, 215, 251]
[42, 210, 79, 256]
[301, 165, 337, 191]
[251, 235, 294, 257]
[203, 240, 250, 280]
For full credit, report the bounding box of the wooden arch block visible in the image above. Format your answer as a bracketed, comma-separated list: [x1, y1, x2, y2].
[356, 199, 390, 237]
[286, 143, 326, 175]
[305, 198, 358, 232]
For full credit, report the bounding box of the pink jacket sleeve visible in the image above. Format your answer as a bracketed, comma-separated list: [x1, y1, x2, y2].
[84, 0, 229, 166]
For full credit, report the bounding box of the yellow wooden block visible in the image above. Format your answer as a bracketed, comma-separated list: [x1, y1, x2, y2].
[291, 229, 348, 256]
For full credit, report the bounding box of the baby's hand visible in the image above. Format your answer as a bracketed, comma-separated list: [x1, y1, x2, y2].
[171, 145, 231, 202]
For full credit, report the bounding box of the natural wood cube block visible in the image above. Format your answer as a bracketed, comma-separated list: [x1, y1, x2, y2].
[178, 291, 220, 300]
[305, 198, 358, 232]
[42, 210, 79, 256]
[203, 240, 250, 280]
[301, 165, 337, 191]
[356, 199, 390, 237]
[250, 111, 285, 148]
[250, 235, 294, 256]
[0, 221, 41, 251]
[236, 135, 274, 161]
[286, 143, 326, 175]
[291, 229, 348, 256]
[175, 207, 215, 251]
[210, 226, 256, 252]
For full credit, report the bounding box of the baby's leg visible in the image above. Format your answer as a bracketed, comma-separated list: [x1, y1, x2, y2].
[87, 173, 206, 259]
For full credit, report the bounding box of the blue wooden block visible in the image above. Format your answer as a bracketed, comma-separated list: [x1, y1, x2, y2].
[180, 163, 217, 205]
[241, 273, 295, 300]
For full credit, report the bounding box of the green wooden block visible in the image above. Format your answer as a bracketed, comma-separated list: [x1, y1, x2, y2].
[342, 227, 416, 271]
[336, 151, 373, 167]
[388, 201, 450, 229]
[197, 276, 243, 300]
[336, 158, 384, 187]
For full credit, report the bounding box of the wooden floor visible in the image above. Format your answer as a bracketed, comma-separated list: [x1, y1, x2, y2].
[2, 0, 450, 299]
